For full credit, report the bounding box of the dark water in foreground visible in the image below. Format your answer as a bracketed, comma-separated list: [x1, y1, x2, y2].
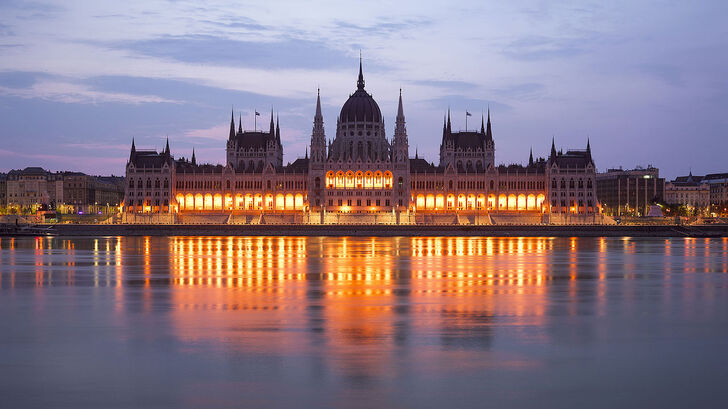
[1, 236, 727, 409]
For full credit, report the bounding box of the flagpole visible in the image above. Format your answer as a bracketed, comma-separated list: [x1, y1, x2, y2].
[465, 111, 468, 132]
[254, 109, 257, 131]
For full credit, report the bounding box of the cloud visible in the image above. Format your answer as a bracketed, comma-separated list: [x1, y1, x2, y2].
[491, 82, 545, 100]
[0, 80, 182, 104]
[409, 79, 478, 92]
[115, 34, 353, 69]
[500, 35, 592, 61]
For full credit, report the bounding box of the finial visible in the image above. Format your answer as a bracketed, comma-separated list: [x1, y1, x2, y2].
[357, 51, 365, 90]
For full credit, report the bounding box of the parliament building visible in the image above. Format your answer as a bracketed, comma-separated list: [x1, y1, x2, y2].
[124, 62, 601, 224]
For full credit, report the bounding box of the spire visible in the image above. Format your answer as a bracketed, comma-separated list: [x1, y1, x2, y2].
[191, 148, 196, 165]
[238, 113, 242, 133]
[480, 112, 485, 134]
[415, 146, 418, 159]
[275, 115, 281, 144]
[396, 88, 405, 124]
[485, 107, 492, 140]
[357, 51, 365, 90]
[315, 88, 322, 120]
[586, 138, 592, 161]
[269, 108, 275, 137]
[447, 108, 451, 133]
[130, 138, 136, 159]
[164, 137, 170, 156]
[550, 137, 557, 158]
[305, 146, 308, 159]
[229, 109, 236, 140]
[529, 147, 534, 166]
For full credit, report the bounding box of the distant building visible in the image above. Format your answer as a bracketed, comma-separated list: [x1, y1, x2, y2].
[701, 173, 728, 207]
[61, 172, 125, 211]
[6, 167, 62, 209]
[664, 173, 712, 215]
[4, 167, 124, 212]
[0, 173, 6, 208]
[596, 166, 664, 216]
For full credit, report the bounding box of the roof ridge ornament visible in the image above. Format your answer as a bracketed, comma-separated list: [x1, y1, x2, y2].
[357, 51, 365, 90]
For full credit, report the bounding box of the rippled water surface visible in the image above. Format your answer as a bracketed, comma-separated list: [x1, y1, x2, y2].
[1, 236, 728, 408]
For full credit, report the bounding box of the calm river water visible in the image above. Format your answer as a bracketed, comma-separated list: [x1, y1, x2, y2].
[1, 236, 727, 408]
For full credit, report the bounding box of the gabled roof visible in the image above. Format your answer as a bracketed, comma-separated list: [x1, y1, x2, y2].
[175, 160, 224, 173]
[410, 158, 440, 173]
[284, 158, 309, 173]
[231, 130, 272, 150]
[548, 149, 593, 168]
[130, 150, 172, 168]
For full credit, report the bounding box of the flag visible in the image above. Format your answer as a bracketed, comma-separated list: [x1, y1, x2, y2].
[255, 111, 260, 116]
[466, 111, 472, 116]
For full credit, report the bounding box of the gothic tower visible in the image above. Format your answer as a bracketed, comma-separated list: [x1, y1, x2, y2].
[392, 89, 410, 208]
[309, 89, 326, 208]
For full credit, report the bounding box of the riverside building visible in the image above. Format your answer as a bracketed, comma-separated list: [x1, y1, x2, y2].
[124, 62, 602, 224]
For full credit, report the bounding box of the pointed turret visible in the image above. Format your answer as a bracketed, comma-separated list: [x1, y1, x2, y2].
[529, 147, 534, 166]
[229, 109, 236, 140]
[238, 113, 242, 133]
[395, 88, 406, 136]
[305, 146, 308, 159]
[485, 107, 493, 141]
[357, 52, 365, 90]
[191, 148, 196, 165]
[586, 138, 592, 160]
[130, 138, 136, 160]
[550, 137, 557, 158]
[269, 108, 275, 138]
[447, 108, 452, 133]
[315, 88, 323, 121]
[397, 89, 404, 120]
[164, 137, 170, 156]
[275, 115, 281, 145]
[480, 113, 485, 134]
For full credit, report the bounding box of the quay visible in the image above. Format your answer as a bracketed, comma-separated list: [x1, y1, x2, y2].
[30, 223, 728, 238]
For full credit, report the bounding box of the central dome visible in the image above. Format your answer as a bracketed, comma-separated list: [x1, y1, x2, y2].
[339, 60, 382, 123]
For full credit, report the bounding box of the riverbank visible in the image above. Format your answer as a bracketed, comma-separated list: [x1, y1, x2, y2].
[32, 223, 728, 237]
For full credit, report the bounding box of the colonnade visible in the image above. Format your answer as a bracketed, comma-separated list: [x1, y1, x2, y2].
[175, 192, 305, 211]
[413, 193, 546, 211]
[325, 170, 393, 189]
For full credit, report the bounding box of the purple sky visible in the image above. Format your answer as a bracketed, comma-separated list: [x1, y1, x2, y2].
[0, 1, 726, 179]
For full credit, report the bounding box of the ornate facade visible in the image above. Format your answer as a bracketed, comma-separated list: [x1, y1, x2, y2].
[124, 62, 601, 223]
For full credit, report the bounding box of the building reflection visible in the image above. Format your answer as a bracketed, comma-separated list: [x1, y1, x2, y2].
[2, 235, 728, 383]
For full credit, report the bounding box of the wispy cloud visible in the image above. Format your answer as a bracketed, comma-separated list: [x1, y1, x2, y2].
[115, 34, 352, 69]
[0, 80, 182, 104]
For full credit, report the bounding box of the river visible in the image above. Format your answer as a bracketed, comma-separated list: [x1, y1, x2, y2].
[1, 236, 727, 408]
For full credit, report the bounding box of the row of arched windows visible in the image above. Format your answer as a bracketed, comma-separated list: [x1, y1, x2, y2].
[129, 178, 168, 189]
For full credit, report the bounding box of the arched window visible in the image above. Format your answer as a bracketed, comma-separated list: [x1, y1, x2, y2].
[226, 180, 230, 189]
[560, 179, 566, 189]
[163, 179, 169, 188]
[137, 179, 143, 188]
[398, 177, 403, 189]
[129, 179, 134, 188]
[315, 177, 321, 189]
[267, 180, 271, 189]
[146, 179, 152, 189]
[569, 179, 575, 189]
[154, 179, 160, 188]
[490, 180, 494, 189]
[449, 180, 454, 189]
[552, 178, 557, 189]
[578, 179, 584, 188]
[587, 179, 593, 189]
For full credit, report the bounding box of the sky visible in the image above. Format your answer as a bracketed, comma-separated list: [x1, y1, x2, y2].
[0, 0, 726, 179]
